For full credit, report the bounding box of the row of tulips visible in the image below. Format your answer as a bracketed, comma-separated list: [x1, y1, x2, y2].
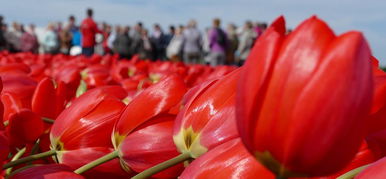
[1, 15, 386, 179]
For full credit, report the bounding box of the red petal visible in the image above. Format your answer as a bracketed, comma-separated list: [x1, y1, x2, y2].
[180, 138, 275, 179]
[236, 16, 286, 149]
[356, 157, 386, 179]
[7, 109, 44, 146]
[32, 77, 57, 119]
[53, 98, 125, 150]
[50, 86, 126, 139]
[177, 68, 240, 133]
[114, 74, 187, 138]
[59, 147, 130, 178]
[9, 164, 85, 179]
[1, 92, 24, 122]
[119, 120, 183, 178]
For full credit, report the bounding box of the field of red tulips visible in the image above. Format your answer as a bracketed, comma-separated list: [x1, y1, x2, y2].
[1, 16, 386, 179]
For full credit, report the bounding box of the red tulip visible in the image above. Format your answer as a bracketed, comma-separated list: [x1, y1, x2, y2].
[173, 68, 240, 158]
[180, 138, 275, 179]
[31, 77, 61, 119]
[119, 120, 184, 178]
[53, 65, 81, 102]
[355, 157, 386, 179]
[82, 65, 113, 88]
[0, 63, 30, 74]
[111, 75, 187, 178]
[54, 81, 68, 115]
[1, 73, 37, 108]
[59, 147, 128, 178]
[2, 92, 24, 122]
[49, 86, 127, 177]
[7, 109, 44, 147]
[51, 86, 127, 150]
[2, 90, 44, 147]
[236, 16, 373, 177]
[8, 164, 85, 179]
[113, 74, 187, 146]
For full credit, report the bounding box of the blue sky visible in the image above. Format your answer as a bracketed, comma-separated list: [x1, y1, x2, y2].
[1, 0, 386, 65]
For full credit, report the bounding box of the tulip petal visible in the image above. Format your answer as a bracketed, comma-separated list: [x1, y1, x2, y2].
[356, 157, 386, 179]
[9, 164, 85, 179]
[50, 86, 126, 140]
[114, 74, 187, 143]
[58, 147, 129, 178]
[53, 98, 125, 150]
[282, 31, 372, 174]
[119, 120, 184, 178]
[180, 138, 275, 179]
[252, 16, 336, 158]
[7, 109, 44, 147]
[174, 68, 240, 157]
[237, 16, 286, 149]
[32, 77, 57, 119]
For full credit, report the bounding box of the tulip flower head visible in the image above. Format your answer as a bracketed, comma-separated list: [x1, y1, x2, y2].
[173, 69, 241, 158]
[237, 16, 373, 177]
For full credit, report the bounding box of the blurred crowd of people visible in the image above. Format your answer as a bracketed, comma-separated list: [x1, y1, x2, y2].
[0, 8, 279, 66]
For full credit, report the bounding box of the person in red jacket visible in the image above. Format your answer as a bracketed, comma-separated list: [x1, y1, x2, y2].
[80, 8, 101, 57]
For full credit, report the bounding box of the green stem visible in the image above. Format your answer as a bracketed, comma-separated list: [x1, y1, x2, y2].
[5, 147, 26, 175]
[30, 139, 41, 155]
[337, 164, 370, 179]
[132, 152, 192, 179]
[2, 150, 57, 170]
[42, 117, 55, 124]
[26, 139, 41, 166]
[74, 151, 119, 174]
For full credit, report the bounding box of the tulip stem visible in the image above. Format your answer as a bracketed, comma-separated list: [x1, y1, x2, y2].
[42, 117, 55, 124]
[337, 164, 370, 179]
[2, 150, 57, 170]
[5, 147, 26, 175]
[74, 150, 119, 174]
[27, 139, 41, 165]
[132, 152, 192, 179]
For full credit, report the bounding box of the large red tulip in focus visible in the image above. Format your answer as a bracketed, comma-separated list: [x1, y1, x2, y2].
[236, 16, 373, 177]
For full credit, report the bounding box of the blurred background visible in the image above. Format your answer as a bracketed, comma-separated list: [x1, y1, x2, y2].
[0, 0, 385, 65]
